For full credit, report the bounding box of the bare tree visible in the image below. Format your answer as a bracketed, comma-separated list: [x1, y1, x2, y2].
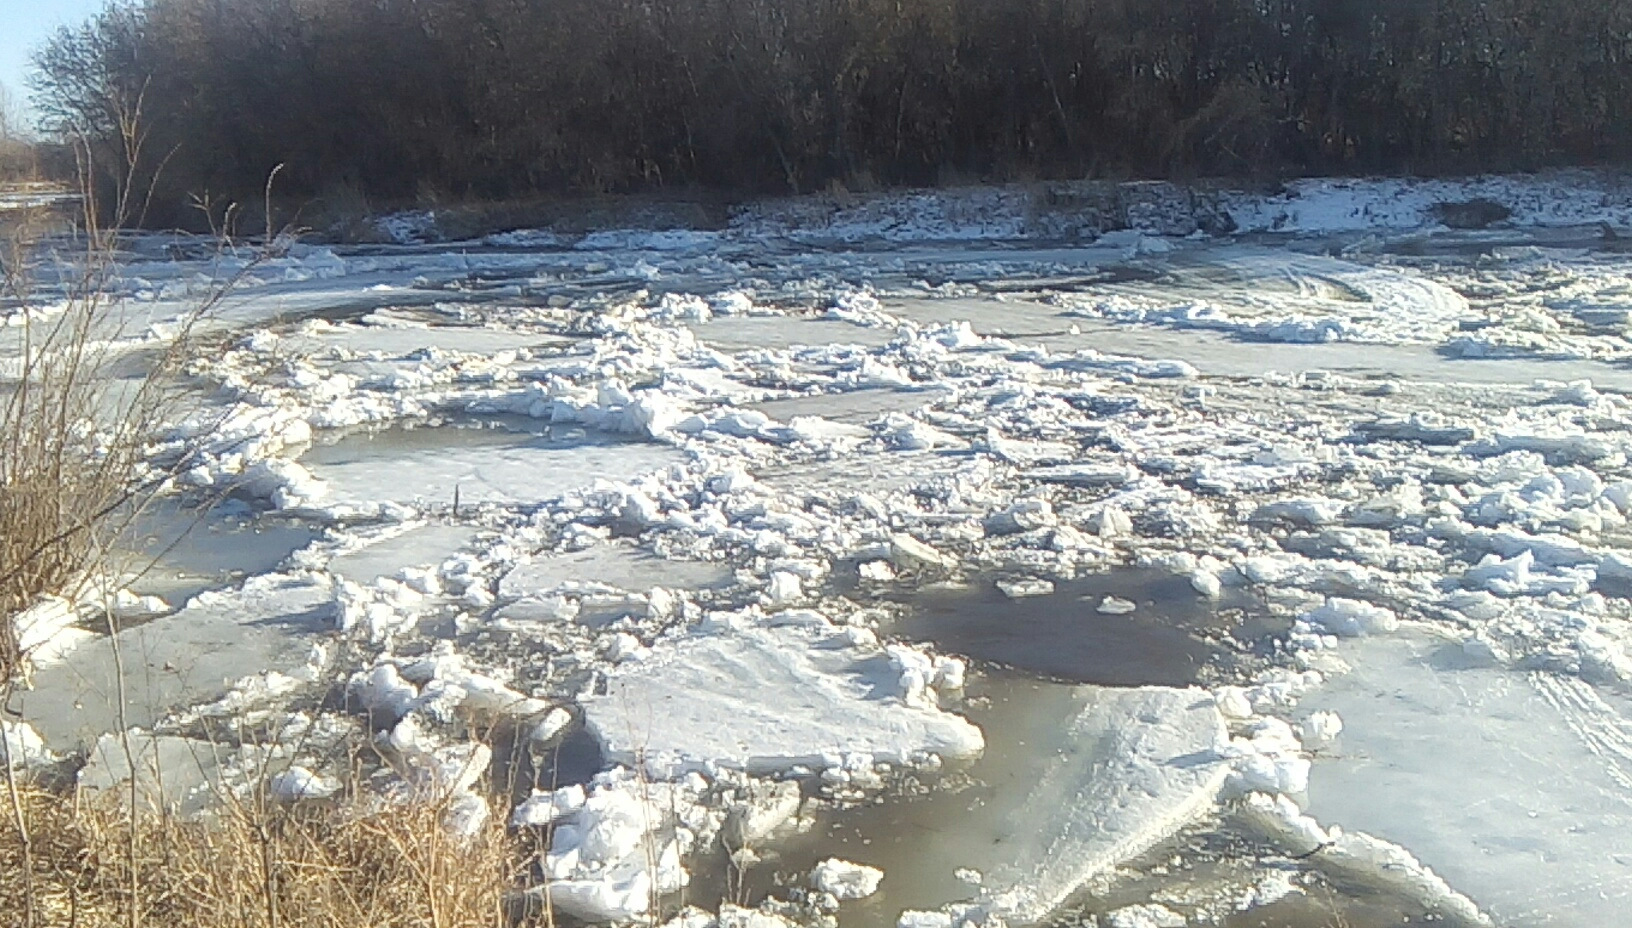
[0, 81, 18, 141]
[26, 0, 1632, 226]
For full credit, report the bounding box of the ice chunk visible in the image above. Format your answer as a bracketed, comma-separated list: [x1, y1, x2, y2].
[997, 578, 1055, 599]
[722, 780, 802, 847]
[766, 571, 803, 604]
[811, 858, 884, 901]
[1030, 463, 1137, 488]
[1254, 498, 1343, 527]
[9, 595, 95, 669]
[1238, 792, 1330, 857]
[267, 766, 339, 801]
[1048, 349, 1198, 379]
[984, 499, 1057, 536]
[1087, 506, 1133, 537]
[529, 777, 693, 923]
[718, 905, 799, 928]
[1352, 415, 1477, 445]
[889, 533, 948, 569]
[585, 625, 984, 777]
[1096, 596, 1137, 615]
[1214, 687, 1254, 720]
[513, 784, 588, 828]
[897, 912, 953, 928]
[859, 560, 897, 582]
[1224, 717, 1311, 796]
[1104, 905, 1185, 928]
[1464, 549, 1590, 597]
[607, 632, 649, 663]
[1189, 569, 1222, 598]
[352, 663, 421, 717]
[531, 708, 575, 747]
[0, 720, 54, 770]
[1299, 597, 1398, 637]
[1299, 711, 1343, 751]
[443, 790, 492, 839]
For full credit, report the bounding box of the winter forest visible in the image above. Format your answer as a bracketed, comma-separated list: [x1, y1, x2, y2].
[29, 0, 1632, 222]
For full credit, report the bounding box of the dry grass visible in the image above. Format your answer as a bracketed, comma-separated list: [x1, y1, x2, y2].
[0, 181, 224, 681]
[0, 780, 518, 928]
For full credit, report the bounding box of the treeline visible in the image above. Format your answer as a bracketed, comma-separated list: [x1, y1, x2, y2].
[28, 0, 1632, 227]
[0, 83, 38, 181]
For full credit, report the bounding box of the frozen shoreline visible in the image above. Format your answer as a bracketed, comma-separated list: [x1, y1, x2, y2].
[7, 171, 1632, 926]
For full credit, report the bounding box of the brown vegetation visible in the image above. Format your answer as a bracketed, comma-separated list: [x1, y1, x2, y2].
[0, 208, 145, 681]
[0, 178, 228, 680]
[0, 781, 516, 928]
[26, 0, 1632, 229]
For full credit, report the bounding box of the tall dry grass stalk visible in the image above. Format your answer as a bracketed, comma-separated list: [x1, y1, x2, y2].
[0, 200, 150, 679]
[0, 780, 516, 928]
[0, 161, 262, 680]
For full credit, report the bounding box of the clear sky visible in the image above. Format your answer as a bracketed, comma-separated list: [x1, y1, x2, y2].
[0, 0, 106, 128]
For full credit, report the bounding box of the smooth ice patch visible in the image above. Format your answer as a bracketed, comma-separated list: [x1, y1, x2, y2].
[117, 500, 320, 603]
[17, 573, 335, 749]
[1304, 632, 1632, 926]
[688, 315, 898, 351]
[301, 424, 686, 511]
[499, 542, 733, 600]
[78, 733, 241, 815]
[276, 318, 570, 358]
[326, 523, 480, 585]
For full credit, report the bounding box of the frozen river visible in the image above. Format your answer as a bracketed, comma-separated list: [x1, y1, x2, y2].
[8, 173, 1632, 927]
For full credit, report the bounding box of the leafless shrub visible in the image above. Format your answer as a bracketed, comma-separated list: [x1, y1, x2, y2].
[0, 145, 284, 682]
[0, 198, 165, 682]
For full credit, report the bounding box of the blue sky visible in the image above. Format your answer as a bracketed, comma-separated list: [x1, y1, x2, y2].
[0, 0, 105, 126]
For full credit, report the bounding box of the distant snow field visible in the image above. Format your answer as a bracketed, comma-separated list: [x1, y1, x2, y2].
[10, 172, 1632, 927]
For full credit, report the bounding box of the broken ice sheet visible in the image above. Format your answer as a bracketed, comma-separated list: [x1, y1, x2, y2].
[20, 176, 1632, 928]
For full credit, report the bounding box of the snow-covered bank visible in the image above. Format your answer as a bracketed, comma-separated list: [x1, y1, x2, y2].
[730, 170, 1632, 245]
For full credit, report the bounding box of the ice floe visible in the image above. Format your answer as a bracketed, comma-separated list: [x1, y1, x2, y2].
[586, 622, 982, 778]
